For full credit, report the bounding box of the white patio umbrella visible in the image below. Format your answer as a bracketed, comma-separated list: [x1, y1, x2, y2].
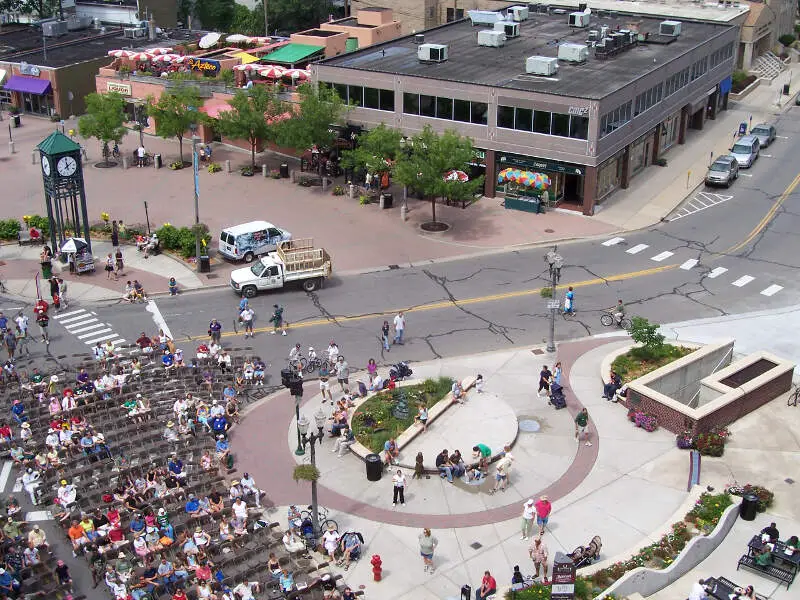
[251, 37, 271, 44]
[226, 34, 249, 43]
[283, 68, 310, 81]
[233, 64, 261, 72]
[173, 55, 196, 64]
[199, 32, 221, 49]
[257, 64, 285, 78]
[152, 54, 180, 64]
[60, 237, 88, 254]
[146, 47, 174, 55]
[128, 52, 154, 62]
[107, 49, 135, 58]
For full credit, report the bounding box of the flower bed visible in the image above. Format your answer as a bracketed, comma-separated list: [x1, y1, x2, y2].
[629, 409, 658, 432]
[351, 377, 453, 453]
[612, 345, 695, 381]
[725, 483, 774, 512]
[586, 493, 731, 593]
[504, 577, 593, 600]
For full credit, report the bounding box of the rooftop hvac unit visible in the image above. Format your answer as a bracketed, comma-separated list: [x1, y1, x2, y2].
[414, 34, 424, 45]
[478, 30, 506, 47]
[558, 43, 589, 63]
[66, 16, 93, 31]
[418, 43, 448, 63]
[507, 5, 529, 21]
[600, 25, 609, 38]
[526, 55, 559, 76]
[568, 12, 590, 27]
[123, 26, 147, 39]
[468, 10, 505, 26]
[587, 29, 600, 41]
[494, 21, 520, 38]
[42, 20, 67, 37]
[659, 20, 681, 36]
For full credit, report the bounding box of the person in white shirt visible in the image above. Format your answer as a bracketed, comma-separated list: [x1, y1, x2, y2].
[240, 473, 261, 507]
[45, 429, 59, 450]
[233, 580, 260, 600]
[210, 400, 225, 418]
[232, 497, 248, 521]
[137, 145, 146, 168]
[521, 498, 536, 540]
[14, 313, 29, 336]
[326, 341, 340, 363]
[240, 307, 255, 338]
[22, 467, 41, 504]
[57, 480, 77, 507]
[282, 530, 306, 554]
[209, 342, 221, 359]
[688, 579, 709, 600]
[393, 311, 405, 344]
[173, 397, 187, 423]
[321, 524, 340, 560]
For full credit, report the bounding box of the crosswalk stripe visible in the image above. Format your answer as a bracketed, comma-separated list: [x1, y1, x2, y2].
[78, 328, 112, 340]
[111, 339, 127, 346]
[83, 333, 121, 345]
[680, 259, 699, 270]
[731, 275, 754, 287]
[651, 251, 674, 262]
[51, 309, 86, 320]
[68, 322, 103, 334]
[58, 313, 94, 325]
[760, 285, 783, 297]
[64, 318, 99, 329]
[707, 267, 728, 279]
[0, 461, 12, 493]
[12, 480, 21, 493]
[602, 237, 625, 246]
[626, 244, 648, 254]
[24, 511, 53, 522]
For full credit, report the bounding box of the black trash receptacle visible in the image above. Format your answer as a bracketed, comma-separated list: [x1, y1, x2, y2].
[154, 154, 162, 169]
[199, 255, 211, 273]
[365, 453, 382, 481]
[12, 114, 21, 128]
[280, 163, 289, 178]
[740, 493, 759, 521]
[381, 193, 393, 209]
[783, 84, 790, 96]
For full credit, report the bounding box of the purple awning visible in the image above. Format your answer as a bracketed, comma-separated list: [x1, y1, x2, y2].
[3, 75, 52, 95]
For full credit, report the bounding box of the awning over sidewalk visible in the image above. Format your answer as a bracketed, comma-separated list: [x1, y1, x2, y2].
[199, 99, 234, 119]
[261, 43, 323, 65]
[3, 75, 52, 95]
[232, 51, 259, 64]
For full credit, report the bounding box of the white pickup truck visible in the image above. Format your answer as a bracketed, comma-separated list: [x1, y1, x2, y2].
[230, 238, 332, 297]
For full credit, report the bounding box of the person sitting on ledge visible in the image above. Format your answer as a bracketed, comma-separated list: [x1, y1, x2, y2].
[602, 370, 622, 401]
[383, 438, 399, 466]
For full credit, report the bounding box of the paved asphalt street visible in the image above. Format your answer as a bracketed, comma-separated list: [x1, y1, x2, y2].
[7, 105, 800, 380]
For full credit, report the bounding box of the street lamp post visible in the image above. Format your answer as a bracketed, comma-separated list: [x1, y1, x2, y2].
[297, 411, 327, 538]
[190, 123, 201, 266]
[544, 246, 563, 353]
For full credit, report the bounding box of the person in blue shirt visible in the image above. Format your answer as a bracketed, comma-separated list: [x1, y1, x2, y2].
[185, 495, 201, 516]
[10, 399, 25, 424]
[0, 313, 8, 332]
[564, 286, 575, 315]
[0, 567, 20, 596]
[168, 455, 185, 479]
[129, 514, 146, 538]
[279, 568, 294, 593]
[210, 415, 228, 435]
[156, 557, 178, 594]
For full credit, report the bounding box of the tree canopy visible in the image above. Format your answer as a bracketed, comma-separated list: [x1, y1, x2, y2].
[78, 92, 127, 165]
[275, 84, 347, 152]
[146, 86, 205, 163]
[216, 84, 285, 167]
[194, 0, 236, 31]
[340, 124, 403, 177]
[394, 126, 483, 223]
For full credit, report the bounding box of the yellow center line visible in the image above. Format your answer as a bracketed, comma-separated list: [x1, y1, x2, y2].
[196, 263, 676, 340]
[723, 172, 800, 256]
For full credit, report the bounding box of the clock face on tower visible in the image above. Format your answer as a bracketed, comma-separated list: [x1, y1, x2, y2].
[41, 156, 51, 176]
[57, 156, 77, 177]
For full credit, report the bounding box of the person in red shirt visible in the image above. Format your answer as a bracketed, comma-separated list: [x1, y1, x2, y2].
[476, 571, 497, 600]
[172, 589, 188, 600]
[534, 495, 552, 536]
[0, 423, 11, 444]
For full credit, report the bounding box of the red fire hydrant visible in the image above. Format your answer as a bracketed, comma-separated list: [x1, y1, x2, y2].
[370, 554, 383, 581]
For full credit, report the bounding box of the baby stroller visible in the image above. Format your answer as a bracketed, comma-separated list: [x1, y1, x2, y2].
[337, 531, 364, 563]
[549, 382, 567, 410]
[389, 362, 413, 381]
[567, 535, 602, 568]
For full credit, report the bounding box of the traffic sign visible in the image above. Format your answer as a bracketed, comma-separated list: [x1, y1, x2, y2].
[547, 301, 560, 309]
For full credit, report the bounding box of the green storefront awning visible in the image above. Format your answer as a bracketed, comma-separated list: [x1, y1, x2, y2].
[261, 43, 324, 65]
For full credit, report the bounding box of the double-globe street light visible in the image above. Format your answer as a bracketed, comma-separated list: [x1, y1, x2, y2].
[544, 246, 564, 353]
[297, 411, 327, 539]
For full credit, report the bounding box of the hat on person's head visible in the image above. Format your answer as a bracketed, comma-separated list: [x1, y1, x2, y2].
[26, 467, 33, 473]
[147, 526, 157, 533]
[21, 422, 30, 428]
[96, 433, 105, 441]
[231, 480, 239, 486]
[327, 522, 336, 531]
[158, 508, 166, 516]
[60, 479, 67, 485]
[136, 393, 142, 398]
[243, 473, 249, 478]
[540, 495, 549, 501]
[217, 434, 224, 440]
[50, 375, 58, 383]
[526, 498, 534, 506]
[166, 421, 174, 428]
[33, 525, 39, 530]
[0, 568, 5, 574]
[195, 526, 202, 532]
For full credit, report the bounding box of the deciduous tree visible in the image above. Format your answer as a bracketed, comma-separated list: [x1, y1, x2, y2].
[146, 86, 205, 164]
[340, 123, 403, 179]
[77, 92, 127, 166]
[216, 84, 285, 167]
[275, 83, 347, 152]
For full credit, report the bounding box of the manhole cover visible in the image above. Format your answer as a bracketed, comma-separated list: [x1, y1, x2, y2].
[206, 274, 219, 280]
[531, 348, 545, 355]
[519, 419, 541, 432]
[545, 228, 555, 233]
[469, 542, 483, 550]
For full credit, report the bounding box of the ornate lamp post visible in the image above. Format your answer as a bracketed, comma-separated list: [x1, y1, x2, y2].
[297, 410, 327, 537]
[544, 246, 563, 353]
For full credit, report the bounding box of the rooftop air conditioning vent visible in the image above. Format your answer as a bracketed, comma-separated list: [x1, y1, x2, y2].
[526, 55, 558, 76]
[659, 20, 681, 36]
[507, 5, 529, 21]
[494, 21, 520, 38]
[478, 30, 506, 47]
[558, 42, 589, 63]
[568, 12, 590, 27]
[418, 43, 448, 63]
[414, 34, 424, 45]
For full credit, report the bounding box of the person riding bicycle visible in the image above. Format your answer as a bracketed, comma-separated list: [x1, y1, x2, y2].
[308, 347, 317, 362]
[613, 299, 625, 326]
[289, 344, 302, 364]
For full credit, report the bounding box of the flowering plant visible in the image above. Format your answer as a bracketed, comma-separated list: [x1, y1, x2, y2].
[22, 215, 32, 225]
[100, 212, 110, 223]
[633, 410, 658, 432]
[676, 430, 694, 449]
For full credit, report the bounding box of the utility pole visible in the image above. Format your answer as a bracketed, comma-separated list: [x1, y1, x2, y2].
[263, 0, 268, 37]
[191, 124, 201, 267]
[544, 246, 563, 353]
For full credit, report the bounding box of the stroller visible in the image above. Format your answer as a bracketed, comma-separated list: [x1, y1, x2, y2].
[336, 531, 364, 564]
[567, 535, 602, 568]
[389, 361, 413, 381]
[549, 382, 567, 410]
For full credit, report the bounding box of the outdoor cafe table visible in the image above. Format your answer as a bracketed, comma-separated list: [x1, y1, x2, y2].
[747, 535, 800, 574]
[704, 576, 737, 600]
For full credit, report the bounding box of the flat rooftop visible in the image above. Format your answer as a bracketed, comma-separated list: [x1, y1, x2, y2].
[318, 10, 736, 99]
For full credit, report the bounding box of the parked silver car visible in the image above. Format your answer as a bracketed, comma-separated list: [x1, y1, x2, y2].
[750, 123, 776, 148]
[705, 155, 739, 188]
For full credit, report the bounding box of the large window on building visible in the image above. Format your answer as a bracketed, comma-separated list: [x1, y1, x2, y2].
[470, 102, 487, 125]
[436, 96, 453, 120]
[419, 94, 436, 118]
[453, 99, 471, 123]
[497, 105, 589, 140]
[403, 92, 419, 115]
[321, 83, 393, 111]
[402, 94, 488, 125]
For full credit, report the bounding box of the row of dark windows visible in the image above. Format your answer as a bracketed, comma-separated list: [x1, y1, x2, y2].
[402, 93, 488, 125]
[496, 106, 589, 140]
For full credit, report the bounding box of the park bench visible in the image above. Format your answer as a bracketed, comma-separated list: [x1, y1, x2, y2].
[737, 554, 794, 588]
[18, 226, 44, 245]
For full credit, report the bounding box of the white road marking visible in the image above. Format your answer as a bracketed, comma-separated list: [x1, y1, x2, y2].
[82, 333, 122, 345]
[0, 307, 23, 311]
[602, 237, 625, 246]
[24, 511, 53, 522]
[78, 328, 112, 340]
[739, 173, 753, 177]
[670, 192, 734, 221]
[680, 259, 699, 270]
[146, 300, 173, 339]
[111, 339, 127, 346]
[0, 461, 12, 493]
[731, 275, 754, 287]
[760, 285, 783, 297]
[51, 309, 86, 320]
[707, 267, 728, 279]
[776, 135, 788, 139]
[58, 313, 94, 325]
[761, 154, 773, 158]
[68, 322, 104, 334]
[651, 251, 674, 262]
[626, 244, 649, 254]
[12, 480, 21, 493]
[63, 318, 99, 329]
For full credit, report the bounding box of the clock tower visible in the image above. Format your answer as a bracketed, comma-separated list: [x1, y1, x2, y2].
[37, 131, 92, 255]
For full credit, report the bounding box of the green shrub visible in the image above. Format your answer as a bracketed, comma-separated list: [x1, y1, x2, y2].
[540, 287, 553, 298]
[155, 223, 211, 258]
[0, 219, 21, 240]
[628, 316, 666, 359]
[685, 492, 733, 533]
[26, 215, 50, 235]
[778, 34, 796, 47]
[732, 70, 749, 87]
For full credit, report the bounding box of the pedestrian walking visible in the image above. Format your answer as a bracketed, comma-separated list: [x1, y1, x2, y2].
[14, 326, 31, 357]
[104, 254, 115, 280]
[392, 469, 407, 506]
[14, 312, 28, 338]
[111, 220, 119, 248]
[563, 286, 575, 315]
[521, 498, 535, 540]
[36, 311, 49, 345]
[380, 320, 391, 352]
[269, 304, 287, 336]
[534, 496, 552, 536]
[49, 277, 60, 309]
[418, 528, 438, 573]
[40, 246, 53, 280]
[334, 355, 350, 393]
[114, 247, 124, 276]
[553, 362, 562, 386]
[3, 329, 16, 359]
[575, 407, 591, 446]
[528, 536, 549, 583]
[208, 319, 222, 344]
[57, 278, 68, 309]
[537, 365, 552, 397]
[240, 307, 255, 338]
[393, 311, 405, 345]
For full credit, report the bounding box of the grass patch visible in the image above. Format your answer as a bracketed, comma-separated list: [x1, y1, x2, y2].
[351, 377, 453, 453]
[612, 345, 694, 380]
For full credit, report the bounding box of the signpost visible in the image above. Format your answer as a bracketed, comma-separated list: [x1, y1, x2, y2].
[551, 552, 576, 600]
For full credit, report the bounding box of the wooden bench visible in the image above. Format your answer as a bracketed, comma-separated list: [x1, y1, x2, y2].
[737, 554, 794, 588]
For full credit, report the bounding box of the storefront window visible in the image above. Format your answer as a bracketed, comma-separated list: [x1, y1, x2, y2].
[597, 155, 623, 199]
[661, 112, 680, 151]
[533, 111, 551, 135]
[420, 94, 436, 118]
[436, 96, 453, 119]
[403, 92, 419, 115]
[551, 113, 569, 137]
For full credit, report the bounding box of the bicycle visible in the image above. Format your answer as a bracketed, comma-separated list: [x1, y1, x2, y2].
[300, 505, 338, 532]
[112, 143, 120, 159]
[600, 312, 632, 331]
[305, 355, 329, 375]
[287, 355, 308, 372]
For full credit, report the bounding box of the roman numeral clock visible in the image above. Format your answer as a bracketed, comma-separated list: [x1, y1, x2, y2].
[37, 131, 92, 255]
